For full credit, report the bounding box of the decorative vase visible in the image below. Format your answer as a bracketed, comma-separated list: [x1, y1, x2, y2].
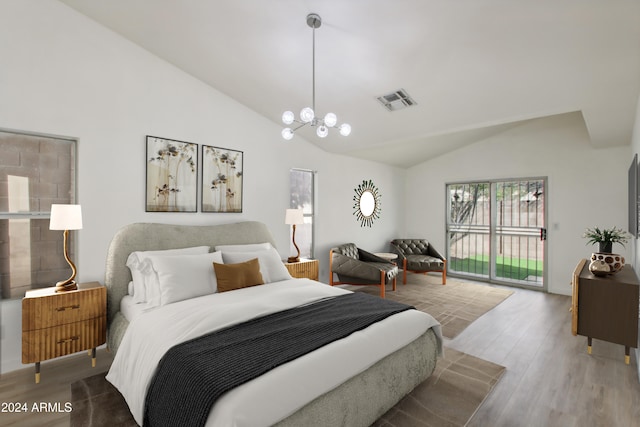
[598, 241, 613, 253]
[590, 252, 624, 275]
[589, 259, 610, 276]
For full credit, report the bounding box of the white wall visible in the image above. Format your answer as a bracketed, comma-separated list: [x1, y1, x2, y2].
[629, 92, 640, 381]
[0, 0, 405, 373]
[404, 111, 631, 296]
[632, 97, 640, 271]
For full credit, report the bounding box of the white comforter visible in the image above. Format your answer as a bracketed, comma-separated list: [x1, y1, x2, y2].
[107, 279, 442, 427]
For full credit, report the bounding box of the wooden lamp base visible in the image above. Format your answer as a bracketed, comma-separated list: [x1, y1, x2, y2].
[55, 280, 77, 293]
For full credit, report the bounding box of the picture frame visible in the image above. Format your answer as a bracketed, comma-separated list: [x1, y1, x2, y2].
[201, 145, 243, 213]
[145, 135, 197, 212]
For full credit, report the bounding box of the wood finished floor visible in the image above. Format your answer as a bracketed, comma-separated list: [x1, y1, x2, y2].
[0, 349, 113, 426]
[446, 279, 640, 427]
[1, 279, 639, 427]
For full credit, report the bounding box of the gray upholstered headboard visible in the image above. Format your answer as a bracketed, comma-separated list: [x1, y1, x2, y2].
[104, 221, 277, 325]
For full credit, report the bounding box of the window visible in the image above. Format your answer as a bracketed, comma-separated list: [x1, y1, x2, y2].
[0, 129, 76, 299]
[289, 169, 315, 259]
[446, 178, 546, 289]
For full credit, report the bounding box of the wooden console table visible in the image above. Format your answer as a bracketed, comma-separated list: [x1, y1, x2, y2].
[571, 259, 639, 364]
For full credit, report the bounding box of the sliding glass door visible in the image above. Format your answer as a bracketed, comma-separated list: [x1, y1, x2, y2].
[446, 178, 546, 289]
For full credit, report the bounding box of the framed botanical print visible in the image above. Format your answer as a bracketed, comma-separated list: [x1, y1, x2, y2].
[146, 135, 197, 212]
[201, 145, 243, 213]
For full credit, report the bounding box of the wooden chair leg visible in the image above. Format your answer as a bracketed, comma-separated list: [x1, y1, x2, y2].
[392, 276, 396, 291]
[442, 260, 447, 285]
[402, 259, 407, 285]
[329, 250, 335, 286]
[380, 270, 386, 298]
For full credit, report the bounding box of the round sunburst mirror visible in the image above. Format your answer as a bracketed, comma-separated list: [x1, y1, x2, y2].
[353, 180, 381, 227]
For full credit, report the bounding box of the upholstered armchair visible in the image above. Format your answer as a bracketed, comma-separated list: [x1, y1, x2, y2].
[329, 243, 398, 298]
[389, 239, 447, 285]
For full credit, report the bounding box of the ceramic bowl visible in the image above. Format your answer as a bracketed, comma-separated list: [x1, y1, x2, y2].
[590, 253, 625, 274]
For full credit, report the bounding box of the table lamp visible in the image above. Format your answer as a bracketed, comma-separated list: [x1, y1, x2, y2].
[49, 204, 83, 292]
[285, 208, 304, 263]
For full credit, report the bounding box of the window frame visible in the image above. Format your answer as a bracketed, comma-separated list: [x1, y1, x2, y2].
[289, 168, 316, 259]
[0, 128, 77, 299]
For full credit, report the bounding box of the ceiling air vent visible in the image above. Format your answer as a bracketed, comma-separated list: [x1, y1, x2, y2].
[376, 89, 417, 112]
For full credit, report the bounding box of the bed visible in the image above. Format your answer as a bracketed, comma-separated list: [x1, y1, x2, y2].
[104, 221, 442, 427]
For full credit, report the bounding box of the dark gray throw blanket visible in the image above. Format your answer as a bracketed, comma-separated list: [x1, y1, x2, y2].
[143, 292, 414, 427]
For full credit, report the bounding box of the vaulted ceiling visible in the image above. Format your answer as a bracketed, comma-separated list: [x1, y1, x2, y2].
[58, 0, 640, 167]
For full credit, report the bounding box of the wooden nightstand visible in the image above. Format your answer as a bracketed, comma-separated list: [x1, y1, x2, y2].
[22, 282, 107, 383]
[284, 258, 319, 281]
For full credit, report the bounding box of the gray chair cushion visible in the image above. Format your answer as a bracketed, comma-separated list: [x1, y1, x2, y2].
[390, 239, 446, 273]
[390, 239, 430, 255]
[405, 254, 445, 272]
[331, 244, 398, 284]
[332, 243, 360, 260]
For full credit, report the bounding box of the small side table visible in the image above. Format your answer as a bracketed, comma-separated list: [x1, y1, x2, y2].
[375, 252, 398, 263]
[22, 282, 107, 383]
[572, 260, 639, 364]
[284, 258, 319, 281]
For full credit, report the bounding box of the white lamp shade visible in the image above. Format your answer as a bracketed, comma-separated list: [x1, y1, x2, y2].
[339, 123, 351, 136]
[300, 107, 315, 123]
[324, 112, 337, 127]
[282, 128, 294, 140]
[282, 111, 295, 125]
[49, 204, 83, 230]
[316, 125, 329, 138]
[285, 208, 304, 225]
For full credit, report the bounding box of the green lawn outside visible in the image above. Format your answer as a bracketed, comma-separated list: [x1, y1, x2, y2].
[449, 254, 543, 281]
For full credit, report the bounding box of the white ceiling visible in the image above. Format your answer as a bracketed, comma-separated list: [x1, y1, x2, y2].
[58, 0, 640, 167]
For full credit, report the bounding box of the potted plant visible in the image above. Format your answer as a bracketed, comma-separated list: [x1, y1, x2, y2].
[583, 226, 629, 253]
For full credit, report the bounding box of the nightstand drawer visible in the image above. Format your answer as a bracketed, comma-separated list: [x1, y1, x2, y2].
[22, 316, 107, 363]
[22, 285, 106, 330]
[285, 259, 319, 280]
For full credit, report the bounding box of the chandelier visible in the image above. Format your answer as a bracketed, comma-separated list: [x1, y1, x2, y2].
[282, 13, 351, 140]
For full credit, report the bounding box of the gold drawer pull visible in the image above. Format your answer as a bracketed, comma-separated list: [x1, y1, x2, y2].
[55, 304, 80, 312]
[57, 336, 79, 344]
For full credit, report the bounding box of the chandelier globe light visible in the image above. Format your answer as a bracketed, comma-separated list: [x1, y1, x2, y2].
[282, 13, 351, 141]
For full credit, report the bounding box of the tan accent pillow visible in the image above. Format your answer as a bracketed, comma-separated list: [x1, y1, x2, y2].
[213, 258, 264, 293]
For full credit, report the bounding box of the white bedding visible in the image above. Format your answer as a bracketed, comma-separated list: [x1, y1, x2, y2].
[119, 295, 156, 322]
[107, 279, 442, 427]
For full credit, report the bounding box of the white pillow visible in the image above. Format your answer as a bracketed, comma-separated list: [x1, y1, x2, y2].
[222, 248, 292, 283]
[214, 242, 273, 252]
[146, 251, 223, 306]
[126, 246, 209, 303]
